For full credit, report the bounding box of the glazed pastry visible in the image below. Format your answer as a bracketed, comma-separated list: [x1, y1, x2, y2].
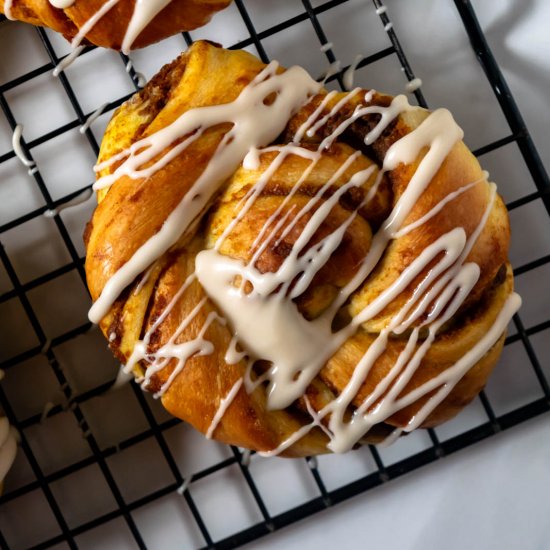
[85, 41, 520, 457]
[1, 0, 231, 52]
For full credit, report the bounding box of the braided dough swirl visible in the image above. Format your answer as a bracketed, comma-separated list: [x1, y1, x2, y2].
[85, 42, 518, 456]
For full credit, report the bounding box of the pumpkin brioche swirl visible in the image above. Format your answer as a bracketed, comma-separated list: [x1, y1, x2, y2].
[1, 0, 231, 50]
[85, 41, 515, 456]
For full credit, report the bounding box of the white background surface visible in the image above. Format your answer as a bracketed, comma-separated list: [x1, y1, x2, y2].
[0, 1, 549, 549]
[251, 414, 550, 550]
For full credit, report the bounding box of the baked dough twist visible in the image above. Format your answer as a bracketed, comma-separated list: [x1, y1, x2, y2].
[1, 0, 231, 51]
[85, 41, 518, 456]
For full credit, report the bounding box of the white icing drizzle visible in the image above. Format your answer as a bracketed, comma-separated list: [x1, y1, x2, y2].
[89, 62, 321, 323]
[378, 427, 401, 447]
[260, 395, 332, 458]
[177, 475, 192, 495]
[134, 72, 147, 88]
[196, 160, 377, 409]
[51, 0, 176, 60]
[49, 0, 75, 8]
[40, 401, 55, 422]
[43, 188, 93, 218]
[12, 124, 35, 169]
[405, 78, 423, 93]
[306, 88, 362, 139]
[206, 378, 243, 439]
[343, 54, 364, 91]
[196, 104, 519, 452]
[294, 90, 338, 142]
[225, 335, 247, 365]
[145, 308, 218, 398]
[124, 272, 198, 393]
[384, 22, 393, 32]
[7, 0, 179, 66]
[215, 142, 338, 255]
[80, 103, 108, 134]
[133, 263, 155, 295]
[375, 6, 387, 15]
[318, 61, 341, 83]
[240, 449, 251, 466]
[40, 338, 52, 354]
[125, 60, 146, 87]
[89, 60, 520, 454]
[53, 45, 85, 76]
[70, 0, 121, 49]
[392, 176, 485, 239]
[110, 365, 134, 391]
[315, 93, 411, 151]
[0, 417, 17, 484]
[320, 42, 333, 53]
[3, 0, 14, 19]
[121, 0, 171, 54]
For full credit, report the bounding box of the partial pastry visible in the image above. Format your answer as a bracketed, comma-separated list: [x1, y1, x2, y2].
[1, 0, 231, 52]
[0, 416, 18, 493]
[85, 41, 520, 457]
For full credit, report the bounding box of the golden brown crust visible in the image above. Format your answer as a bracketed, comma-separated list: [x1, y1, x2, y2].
[1, 0, 231, 49]
[85, 42, 514, 456]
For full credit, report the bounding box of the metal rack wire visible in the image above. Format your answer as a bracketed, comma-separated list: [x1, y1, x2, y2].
[0, 0, 549, 548]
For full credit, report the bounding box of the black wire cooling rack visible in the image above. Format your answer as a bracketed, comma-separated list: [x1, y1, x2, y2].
[1, 0, 549, 548]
